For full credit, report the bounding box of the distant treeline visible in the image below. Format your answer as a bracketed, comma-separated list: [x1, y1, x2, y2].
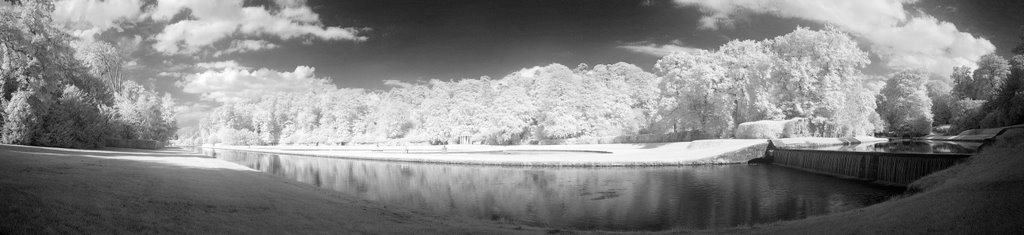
[0, 2, 177, 148]
[184, 27, 1024, 146]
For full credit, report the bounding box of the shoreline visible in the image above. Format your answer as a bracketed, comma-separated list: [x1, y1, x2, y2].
[202, 139, 771, 166]
[0, 144, 540, 234]
[4, 132, 1020, 234]
[198, 136, 888, 167]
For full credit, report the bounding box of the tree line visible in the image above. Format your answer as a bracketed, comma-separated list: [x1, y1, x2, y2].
[936, 52, 1024, 134]
[1, 1, 177, 148]
[182, 29, 1023, 146]
[187, 26, 900, 146]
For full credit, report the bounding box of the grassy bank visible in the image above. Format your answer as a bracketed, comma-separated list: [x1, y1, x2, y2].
[4, 131, 1023, 234]
[707, 128, 1024, 234]
[0, 144, 535, 234]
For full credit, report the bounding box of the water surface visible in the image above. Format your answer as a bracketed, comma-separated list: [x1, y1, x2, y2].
[197, 148, 901, 231]
[803, 140, 979, 154]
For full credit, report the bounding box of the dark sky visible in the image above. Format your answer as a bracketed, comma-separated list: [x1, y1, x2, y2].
[228, 0, 811, 89]
[917, 0, 1024, 57]
[52, 0, 1020, 126]
[215, 0, 1023, 90]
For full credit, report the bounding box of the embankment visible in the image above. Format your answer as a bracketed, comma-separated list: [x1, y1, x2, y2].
[5, 131, 1023, 234]
[0, 144, 536, 234]
[710, 128, 1024, 234]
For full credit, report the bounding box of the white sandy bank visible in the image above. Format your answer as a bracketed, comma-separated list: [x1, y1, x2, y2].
[206, 139, 770, 166]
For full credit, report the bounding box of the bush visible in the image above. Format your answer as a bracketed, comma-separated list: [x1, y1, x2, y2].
[733, 118, 817, 139]
[1, 91, 39, 145]
[36, 86, 108, 149]
[734, 120, 786, 139]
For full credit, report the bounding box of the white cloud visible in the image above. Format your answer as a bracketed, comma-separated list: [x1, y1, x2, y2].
[865, 17, 994, 76]
[274, 0, 307, 8]
[158, 72, 186, 78]
[173, 102, 214, 128]
[195, 60, 249, 70]
[214, 40, 280, 57]
[673, 0, 996, 76]
[52, 0, 144, 39]
[148, 0, 365, 55]
[618, 40, 704, 57]
[181, 65, 333, 103]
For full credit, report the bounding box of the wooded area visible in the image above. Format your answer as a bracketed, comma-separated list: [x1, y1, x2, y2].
[0, 1, 176, 148]
[181, 26, 1024, 146]
[3, 1, 1022, 148]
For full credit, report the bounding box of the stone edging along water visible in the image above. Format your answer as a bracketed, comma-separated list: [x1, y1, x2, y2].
[201, 140, 772, 167]
[197, 136, 892, 167]
[768, 136, 888, 148]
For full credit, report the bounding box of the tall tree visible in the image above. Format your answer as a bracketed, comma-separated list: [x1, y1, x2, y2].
[769, 26, 870, 122]
[73, 40, 125, 95]
[980, 55, 1024, 127]
[926, 80, 954, 125]
[656, 50, 736, 138]
[950, 66, 975, 100]
[0, 0, 122, 148]
[877, 70, 933, 136]
[718, 39, 779, 124]
[971, 54, 1010, 101]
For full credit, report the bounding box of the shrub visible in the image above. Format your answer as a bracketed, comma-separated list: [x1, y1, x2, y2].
[37, 86, 109, 148]
[734, 120, 786, 139]
[1, 91, 40, 145]
[733, 118, 815, 139]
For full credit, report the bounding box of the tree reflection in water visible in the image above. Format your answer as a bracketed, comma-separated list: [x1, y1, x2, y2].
[204, 149, 900, 231]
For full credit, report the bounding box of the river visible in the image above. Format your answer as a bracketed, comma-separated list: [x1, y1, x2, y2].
[195, 148, 902, 231]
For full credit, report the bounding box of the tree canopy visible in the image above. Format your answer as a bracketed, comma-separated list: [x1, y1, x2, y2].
[877, 70, 933, 136]
[188, 27, 892, 145]
[0, 1, 176, 148]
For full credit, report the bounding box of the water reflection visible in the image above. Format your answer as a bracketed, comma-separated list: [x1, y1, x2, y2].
[197, 148, 900, 231]
[805, 140, 978, 154]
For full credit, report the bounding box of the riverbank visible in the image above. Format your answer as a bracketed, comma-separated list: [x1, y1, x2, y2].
[206, 139, 770, 166]
[4, 131, 1022, 234]
[708, 128, 1024, 234]
[0, 144, 536, 234]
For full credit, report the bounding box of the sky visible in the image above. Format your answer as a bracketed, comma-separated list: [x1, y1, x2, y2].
[30, 0, 1024, 128]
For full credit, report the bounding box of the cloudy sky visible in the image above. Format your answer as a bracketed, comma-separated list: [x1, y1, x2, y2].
[39, 0, 1023, 127]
